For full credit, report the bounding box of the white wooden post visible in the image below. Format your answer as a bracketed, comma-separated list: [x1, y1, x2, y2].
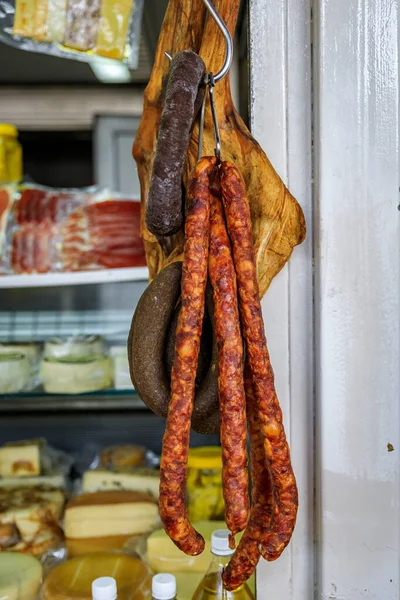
[250, 0, 399, 598]
[249, 1, 314, 598]
[314, 0, 400, 598]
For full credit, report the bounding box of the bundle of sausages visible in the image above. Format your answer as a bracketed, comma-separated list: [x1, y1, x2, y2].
[129, 47, 299, 590]
[156, 156, 298, 589]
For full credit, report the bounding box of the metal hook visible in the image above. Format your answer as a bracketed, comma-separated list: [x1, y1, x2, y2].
[166, 2, 233, 82]
[208, 74, 222, 162]
[202, 0, 233, 83]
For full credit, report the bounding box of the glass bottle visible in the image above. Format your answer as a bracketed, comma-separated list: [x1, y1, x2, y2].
[152, 573, 177, 600]
[191, 530, 255, 600]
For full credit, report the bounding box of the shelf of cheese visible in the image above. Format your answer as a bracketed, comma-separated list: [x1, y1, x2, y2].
[0, 267, 149, 288]
[0, 390, 148, 411]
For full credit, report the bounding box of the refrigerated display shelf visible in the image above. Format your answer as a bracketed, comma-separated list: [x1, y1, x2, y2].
[0, 267, 149, 288]
[0, 389, 147, 412]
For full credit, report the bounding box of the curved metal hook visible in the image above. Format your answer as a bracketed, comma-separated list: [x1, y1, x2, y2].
[202, 0, 233, 82]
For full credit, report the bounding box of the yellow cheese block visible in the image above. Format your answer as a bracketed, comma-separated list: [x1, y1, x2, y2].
[41, 553, 152, 600]
[95, 0, 132, 60]
[82, 469, 159, 498]
[12, 0, 36, 37]
[64, 490, 159, 539]
[33, 0, 49, 40]
[147, 522, 255, 597]
[0, 443, 40, 478]
[0, 552, 42, 600]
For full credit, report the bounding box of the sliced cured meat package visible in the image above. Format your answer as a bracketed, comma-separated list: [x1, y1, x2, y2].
[0, 185, 146, 275]
[62, 200, 146, 271]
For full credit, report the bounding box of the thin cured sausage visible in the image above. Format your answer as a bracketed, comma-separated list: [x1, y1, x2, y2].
[220, 161, 298, 561]
[208, 182, 249, 548]
[159, 156, 216, 555]
[222, 366, 274, 590]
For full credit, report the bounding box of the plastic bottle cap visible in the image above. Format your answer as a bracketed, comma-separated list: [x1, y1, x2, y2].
[92, 577, 117, 600]
[211, 529, 234, 556]
[0, 124, 18, 138]
[152, 573, 176, 599]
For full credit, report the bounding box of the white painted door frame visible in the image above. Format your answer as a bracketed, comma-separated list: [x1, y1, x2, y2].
[250, 0, 399, 598]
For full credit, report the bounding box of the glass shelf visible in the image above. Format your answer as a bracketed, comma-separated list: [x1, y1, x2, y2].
[0, 389, 148, 412]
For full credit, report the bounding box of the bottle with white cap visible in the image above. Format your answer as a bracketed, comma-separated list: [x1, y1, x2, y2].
[92, 576, 117, 600]
[191, 530, 255, 600]
[152, 573, 177, 600]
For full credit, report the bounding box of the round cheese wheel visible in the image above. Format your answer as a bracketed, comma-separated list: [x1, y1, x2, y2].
[44, 336, 104, 359]
[0, 352, 30, 393]
[0, 552, 42, 600]
[0, 343, 40, 366]
[41, 553, 152, 600]
[40, 354, 112, 394]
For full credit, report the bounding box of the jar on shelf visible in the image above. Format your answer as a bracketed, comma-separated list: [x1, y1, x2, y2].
[0, 123, 22, 184]
[187, 446, 224, 522]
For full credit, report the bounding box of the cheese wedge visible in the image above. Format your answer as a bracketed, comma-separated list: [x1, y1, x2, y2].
[82, 468, 159, 498]
[0, 486, 65, 551]
[0, 442, 40, 478]
[64, 490, 159, 539]
[41, 553, 152, 600]
[0, 552, 42, 600]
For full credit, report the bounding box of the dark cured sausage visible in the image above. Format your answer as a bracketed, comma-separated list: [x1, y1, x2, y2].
[220, 161, 298, 561]
[208, 185, 249, 548]
[222, 366, 274, 590]
[159, 156, 216, 555]
[146, 51, 206, 237]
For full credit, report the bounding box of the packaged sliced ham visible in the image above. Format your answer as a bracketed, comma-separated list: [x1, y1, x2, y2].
[0, 184, 146, 275]
[61, 195, 146, 270]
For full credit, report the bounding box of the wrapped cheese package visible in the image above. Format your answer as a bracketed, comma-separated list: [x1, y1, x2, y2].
[0, 184, 146, 275]
[0, 0, 143, 67]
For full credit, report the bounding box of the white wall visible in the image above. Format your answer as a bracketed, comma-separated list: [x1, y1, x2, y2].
[250, 0, 400, 598]
[249, 0, 314, 597]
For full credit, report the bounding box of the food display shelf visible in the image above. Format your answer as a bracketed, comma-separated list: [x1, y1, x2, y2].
[0, 267, 149, 289]
[0, 390, 147, 412]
